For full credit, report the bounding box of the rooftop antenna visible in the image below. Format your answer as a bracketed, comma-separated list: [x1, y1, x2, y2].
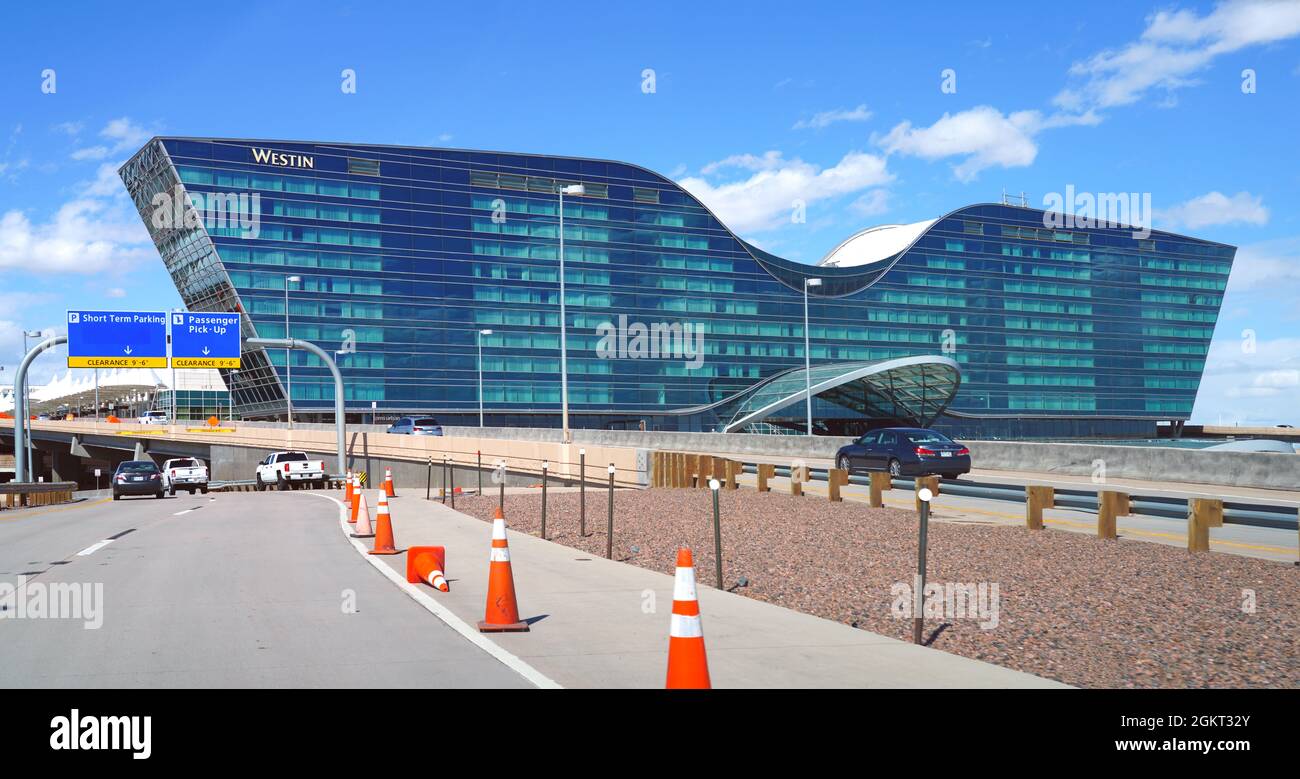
[1001, 186, 1008, 206]
[1019, 191, 1028, 208]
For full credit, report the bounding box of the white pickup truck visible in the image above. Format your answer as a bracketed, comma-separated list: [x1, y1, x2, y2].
[255, 451, 328, 491]
[162, 457, 209, 495]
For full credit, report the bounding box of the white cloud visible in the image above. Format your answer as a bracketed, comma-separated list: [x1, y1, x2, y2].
[71, 117, 151, 161]
[679, 150, 894, 234]
[699, 151, 787, 175]
[877, 107, 1030, 182]
[71, 146, 109, 161]
[849, 189, 890, 217]
[105, 287, 127, 298]
[876, 105, 1101, 182]
[0, 200, 150, 274]
[1194, 335, 1300, 425]
[101, 117, 151, 151]
[82, 161, 130, 197]
[53, 121, 84, 136]
[793, 104, 873, 130]
[1224, 236, 1300, 291]
[1157, 190, 1269, 230]
[1059, 0, 1300, 110]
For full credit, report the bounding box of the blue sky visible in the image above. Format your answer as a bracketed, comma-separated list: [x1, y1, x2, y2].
[1, 0, 1297, 424]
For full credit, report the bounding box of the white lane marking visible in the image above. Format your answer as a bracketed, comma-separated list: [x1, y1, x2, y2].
[173, 509, 194, 516]
[76, 539, 113, 556]
[303, 492, 561, 690]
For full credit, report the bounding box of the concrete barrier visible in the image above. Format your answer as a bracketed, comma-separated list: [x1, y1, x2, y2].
[1, 419, 650, 490]
[965, 440, 1300, 491]
[11, 419, 1296, 492]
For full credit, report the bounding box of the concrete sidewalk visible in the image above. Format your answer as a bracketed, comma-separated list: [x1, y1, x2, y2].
[351, 493, 1067, 689]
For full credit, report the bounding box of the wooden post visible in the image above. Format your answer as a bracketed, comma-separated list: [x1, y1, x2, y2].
[914, 476, 939, 513]
[725, 460, 740, 490]
[868, 472, 891, 507]
[827, 468, 847, 502]
[702, 456, 719, 488]
[756, 463, 774, 492]
[1187, 498, 1223, 552]
[1026, 485, 1055, 530]
[684, 454, 697, 488]
[1097, 490, 1128, 539]
[790, 464, 805, 497]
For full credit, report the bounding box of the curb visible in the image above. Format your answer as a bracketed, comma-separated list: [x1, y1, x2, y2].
[303, 491, 562, 690]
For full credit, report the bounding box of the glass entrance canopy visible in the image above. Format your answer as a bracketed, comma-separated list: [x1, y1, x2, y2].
[712, 355, 961, 432]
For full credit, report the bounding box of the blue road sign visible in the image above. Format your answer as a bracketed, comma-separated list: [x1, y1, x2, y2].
[66, 310, 168, 368]
[171, 311, 242, 368]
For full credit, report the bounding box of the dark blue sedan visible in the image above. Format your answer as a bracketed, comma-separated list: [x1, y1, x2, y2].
[834, 427, 971, 479]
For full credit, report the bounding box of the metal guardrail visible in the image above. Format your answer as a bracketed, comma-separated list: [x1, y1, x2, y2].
[741, 464, 1299, 530]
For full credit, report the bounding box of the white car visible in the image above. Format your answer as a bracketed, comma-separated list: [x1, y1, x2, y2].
[162, 457, 209, 495]
[255, 451, 328, 491]
[137, 410, 169, 425]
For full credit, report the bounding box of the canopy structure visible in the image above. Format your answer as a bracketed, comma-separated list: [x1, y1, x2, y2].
[715, 355, 962, 433]
[0, 368, 226, 415]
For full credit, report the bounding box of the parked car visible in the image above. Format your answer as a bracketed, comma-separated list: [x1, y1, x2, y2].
[112, 460, 165, 500]
[255, 451, 328, 491]
[162, 457, 209, 495]
[834, 427, 972, 479]
[137, 410, 169, 425]
[386, 416, 443, 436]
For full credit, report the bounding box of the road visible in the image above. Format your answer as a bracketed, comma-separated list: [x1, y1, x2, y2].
[0, 491, 531, 688]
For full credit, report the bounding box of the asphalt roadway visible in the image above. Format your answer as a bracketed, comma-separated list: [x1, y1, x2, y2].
[0, 491, 530, 688]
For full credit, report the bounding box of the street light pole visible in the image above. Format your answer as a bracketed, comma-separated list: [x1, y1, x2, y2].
[557, 183, 584, 443]
[803, 278, 822, 436]
[229, 369, 239, 421]
[284, 275, 301, 428]
[477, 329, 493, 427]
[22, 330, 41, 473]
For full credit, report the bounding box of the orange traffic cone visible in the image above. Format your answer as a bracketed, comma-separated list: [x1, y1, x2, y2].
[406, 546, 448, 592]
[384, 468, 396, 497]
[369, 493, 399, 555]
[344, 470, 353, 502]
[477, 507, 529, 632]
[666, 547, 711, 689]
[349, 475, 362, 523]
[350, 492, 374, 538]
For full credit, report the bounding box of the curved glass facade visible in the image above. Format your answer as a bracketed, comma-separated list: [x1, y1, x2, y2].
[120, 138, 1234, 438]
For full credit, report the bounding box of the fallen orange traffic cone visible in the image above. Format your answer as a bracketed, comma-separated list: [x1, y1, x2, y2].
[666, 547, 711, 689]
[349, 475, 362, 523]
[369, 492, 399, 555]
[351, 492, 374, 538]
[384, 468, 396, 497]
[477, 507, 529, 632]
[406, 546, 448, 592]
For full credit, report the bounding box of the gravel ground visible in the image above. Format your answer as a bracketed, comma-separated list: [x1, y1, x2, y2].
[453, 488, 1299, 689]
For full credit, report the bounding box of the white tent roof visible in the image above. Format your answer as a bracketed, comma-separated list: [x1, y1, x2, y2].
[0, 368, 226, 414]
[817, 218, 937, 268]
